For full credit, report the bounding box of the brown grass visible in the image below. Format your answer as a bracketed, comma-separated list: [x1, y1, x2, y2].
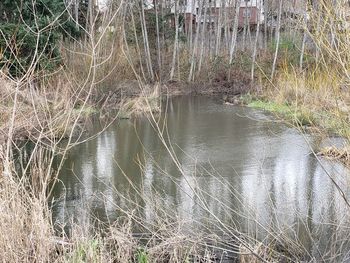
[319, 146, 350, 165]
[0, 73, 97, 144]
[257, 64, 350, 140]
[0, 161, 224, 262]
[118, 83, 161, 118]
[0, 166, 54, 262]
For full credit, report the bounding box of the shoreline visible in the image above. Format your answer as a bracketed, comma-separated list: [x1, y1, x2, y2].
[1, 78, 349, 166]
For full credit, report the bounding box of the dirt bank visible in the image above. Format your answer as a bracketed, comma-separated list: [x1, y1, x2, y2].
[0, 71, 254, 146]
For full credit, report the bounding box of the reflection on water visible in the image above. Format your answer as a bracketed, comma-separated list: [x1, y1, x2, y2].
[51, 96, 350, 255]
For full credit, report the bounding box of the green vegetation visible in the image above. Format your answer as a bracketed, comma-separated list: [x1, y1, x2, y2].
[136, 248, 149, 263]
[0, 0, 79, 76]
[254, 65, 350, 139]
[73, 106, 98, 117]
[69, 239, 100, 263]
[249, 100, 312, 125]
[241, 95, 314, 126]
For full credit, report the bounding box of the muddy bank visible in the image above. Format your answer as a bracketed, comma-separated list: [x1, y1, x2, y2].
[163, 69, 252, 97]
[99, 70, 253, 107]
[1, 68, 253, 146]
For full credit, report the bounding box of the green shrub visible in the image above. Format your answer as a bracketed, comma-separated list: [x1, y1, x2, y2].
[0, 0, 79, 77]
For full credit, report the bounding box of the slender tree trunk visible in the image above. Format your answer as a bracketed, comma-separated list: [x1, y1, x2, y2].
[188, 0, 204, 81]
[229, 0, 241, 64]
[299, 2, 308, 71]
[189, 0, 195, 52]
[271, 0, 283, 80]
[251, 2, 261, 82]
[154, 0, 162, 81]
[208, 0, 213, 58]
[247, 0, 252, 50]
[242, 0, 248, 50]
[170, 1, 179, 80]
[198, 0, 208, 73]
[131, 11, 147, 81]
[223, 0, 229, 53]
[140, 0, 154, 81]
[315, 5, 322, 64]
[160, 0, 166, 67]
[264, 0, 268, 49]
[74, 0, 79, 26]
[215, 0, 223, 56]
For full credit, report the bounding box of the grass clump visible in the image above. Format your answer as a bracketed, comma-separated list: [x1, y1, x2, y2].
[255, 65, 350, 139]
[68, 239, 101, 263]
[118, 84, 161, 119]
[318, 146, 350, 165]
[136, 248, 149, 263]
[244, 97, 314, 126]
[248, 100, 291, 115]
[0, 75, 98, 143]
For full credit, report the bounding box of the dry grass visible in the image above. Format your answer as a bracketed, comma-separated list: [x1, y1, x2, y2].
[0, 73, 97, 144]
[0, 159, 225, 263]
[257, 64, 350, 140]
[0, 164, 54, 262]
[0, 78, 33, 141]
[118, 83, 161, 118]
[63, 40, 137, 91]
[319, 146, 350, 165]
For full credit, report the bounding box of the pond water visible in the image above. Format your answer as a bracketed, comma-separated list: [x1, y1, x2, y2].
[51, 96, 350, 257]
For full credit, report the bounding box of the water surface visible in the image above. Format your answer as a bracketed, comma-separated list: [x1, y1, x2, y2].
[51, 96, 350, 256]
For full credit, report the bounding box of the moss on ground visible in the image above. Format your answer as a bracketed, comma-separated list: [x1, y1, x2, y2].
[72, 106, 98, 116]
[240, 94, 350, 142]
[241, 95, 314, 126]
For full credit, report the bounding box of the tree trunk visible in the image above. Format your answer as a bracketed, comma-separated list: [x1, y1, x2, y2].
[170, 0, 179, 80]
[229, 0, 241, 64]
[271, 0, 283, 80]
[251, 2, 261, 82]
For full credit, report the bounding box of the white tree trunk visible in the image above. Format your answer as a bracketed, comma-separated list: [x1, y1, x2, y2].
[229, 0, 241, 64]
[271, 0, 283, 80]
